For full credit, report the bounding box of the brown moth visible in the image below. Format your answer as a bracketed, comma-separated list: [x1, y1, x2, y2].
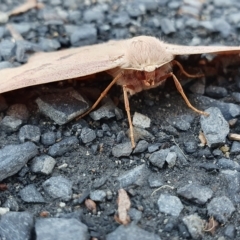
[1, 36, 240, 147]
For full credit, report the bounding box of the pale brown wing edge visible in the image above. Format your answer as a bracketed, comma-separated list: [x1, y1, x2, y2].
[0, 41, 125, 93]
[164, 43, 240, 55]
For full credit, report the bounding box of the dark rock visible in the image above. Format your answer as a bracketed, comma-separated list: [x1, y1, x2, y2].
[48, 136, 79, 157]
[126, 2, 146, 17]
[0, 116, 22, 132]
[224, 224, 236, 239]
[41, 131, 56, 146]
[90, 190, 106, 202]
[19, 125, 41, 143]
[230, 141, 240, 154]
[0, 40, 15, 61]
[133, 140, 148, 154]
[158, 194, 183, 216]
[207, 196, 235, 223]
[149, 149, 170, 168]
[35, 218, 89, 240]
[0, 212, 34, 240]
[31, 154, 56, 175]
[80, 127, 96, 144]
[39, 38, 61, 52]
[200, 107, 229, 147]
[112, 142, 132, 157]
[19, 184, 45, 203]
[217, 158, 240, 171]
[0, 142, 38, 181]
[106, 223, 161, 240]
[42, 176, 73, 201]
[177, 183, 213, 204]
[148, 174, 164, 188]
[205, 85, 228, 98]
[161, 18, 176, 35]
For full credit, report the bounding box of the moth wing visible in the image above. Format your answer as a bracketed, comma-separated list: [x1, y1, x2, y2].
[0, 40, 125, 93]
[164, 43, 240, 55]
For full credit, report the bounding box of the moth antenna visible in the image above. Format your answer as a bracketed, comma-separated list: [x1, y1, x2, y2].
[76, 73, 122, 120]
[172, 60, 204, 78]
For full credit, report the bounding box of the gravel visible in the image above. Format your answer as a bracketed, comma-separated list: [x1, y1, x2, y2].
[1, 0, 240, 239]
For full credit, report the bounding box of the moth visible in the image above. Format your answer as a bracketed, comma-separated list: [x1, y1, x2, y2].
[1, 36, 240, 148]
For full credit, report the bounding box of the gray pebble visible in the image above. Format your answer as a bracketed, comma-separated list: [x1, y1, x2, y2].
[230, 141, 240, 154]
[0, 142, 38, 181]
[35, 218, 89, 240]
[207, 196, 235, 223]
[184, 139, 198, 154]
[161, 18, 176, 35]
[166, 152, 177, 168]
[133, 112, 151, 129]
[19, 184, 45, 203]
[148, 143, 160, 153]
[31, 154, 56, 175]
[158, 194, 183, 217]
[68, 24, 97, 47]
[39, 38, 61, 52]
[0, 61, 14, 70]
[126, 2, 146, 17]
[80, 127, 96, 144]
[0, 212, 34, 240]
[217, 158, 240, 171]
[117, 164, 147, 188]
[36, 88, 89, 125]
[83, 6, 105, 23]
[148, 174, 163, 188]
[0, 11, 8, 23]
[2, 197, 19, 212]
[48, 136, 79, 157]
[177, 183, 213, 204]
[213, 18, 232, 38]
[133, 140, 148, 154]
[43, 176, 73, 201]
[128, 208, 142, 223]
[112, 142, 132, 157]
[182, 214, 204, 239]
[205, 85, 228, 98]
[11, 23, 31, 35]
[19, 125, 41, 143]
[232, 92, 240, 103]
[224, 224, 236, 239]
[112, 12, 130, 26]
[149, 148, 170, 169]
[0, 116, 22, 133]
[90, 190, 106, 202]
[41, 131, 56, 146]
[106, 223, 161, 240]
[0, 40, 15, 61]
[200, 107, 229, 147]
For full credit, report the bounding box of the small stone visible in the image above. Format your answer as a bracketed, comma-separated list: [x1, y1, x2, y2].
[205, 85, 228, 98]
[39, 38, 61, 52]
[217, 158, 240, 171]
[43, 176, 73, 201]
[128, 208, 142, 223]
[200, 107, 229, 147]
[0, 212, 34, 240]
[132, 112, 151, 129]
[80, 127, 96, 144]
[158, 194, 183, 217]
[48, 136, 79, 157]
[35, 218, 89, 240]
[36, 88, 89, 125]
[90, 190, 106, 202]
[224, 224, 236, 239]
[19, 125, 41, 143]
[2, 197, 19, 212]
[149, 148, 170, 169]
[117, 164, 147, 188]
[133, 140, 148, 154]
[126, 2, 146, 17]
[19, 184, 45, 203]
[0, 40, 15, 61]
[0, 142, 38, 181]
[161, 18, 176, 34]
[112, 12, 130, 26]
[184, 139, 198, 154]
[230, 141, 240, 154]
[0, 208, 9, 215]
[31, 154, 56, 175]
[0, 116, 22, 132]
[0, 61, 14, 70]
[166, 152, 177, 168]
[112, 142, 132, 157]
[41, 131, 56, 146]
[106, 223, 160, 240]
[148, 174, 163, 188]
[207, 196, 235, 223]
[182, 214, 204, 239]
[177, 183, 213, 204]
[83, 6, 105, 23]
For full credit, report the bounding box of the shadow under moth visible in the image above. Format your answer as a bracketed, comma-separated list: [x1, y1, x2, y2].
[1, 35, 240, 148]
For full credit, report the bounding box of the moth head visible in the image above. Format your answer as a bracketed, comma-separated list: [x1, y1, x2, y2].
[122, 36, 174, 71]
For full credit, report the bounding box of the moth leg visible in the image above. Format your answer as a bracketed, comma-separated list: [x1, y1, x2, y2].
[76, 73, 122, 120]
[123, 85, 135, 148]
[172, 60, 203, 78]
[170, 72, 209, 116]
